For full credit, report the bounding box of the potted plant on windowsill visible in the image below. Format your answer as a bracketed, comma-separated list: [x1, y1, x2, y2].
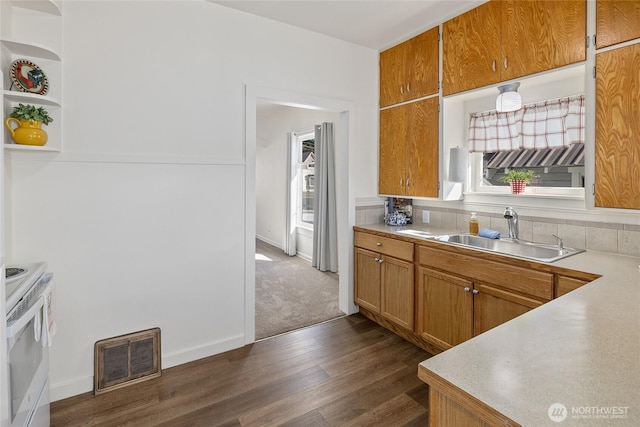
[4, 103, 53, 146]
[499, 169, 539, 194]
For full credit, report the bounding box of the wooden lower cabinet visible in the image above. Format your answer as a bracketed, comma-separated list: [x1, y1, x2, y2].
[430, 390, 494, 427]
[354, 228, 598, 356]
[556, 275, 592, 297]
[355, 247, 382, 312]
[381, 256, 414, 330]
[419, 366, 520, 427]
[473, 283, 542, 335]
[417, 267, 473, 349]
[417, 268, 543, 349]
[354, 246, 414, 331]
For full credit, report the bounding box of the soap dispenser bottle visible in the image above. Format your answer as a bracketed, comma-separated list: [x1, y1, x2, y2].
[469, 212, 479, 236]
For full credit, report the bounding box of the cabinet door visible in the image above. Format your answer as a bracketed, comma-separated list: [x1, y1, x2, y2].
[417, 267, 473, 349]
[380, 98, 439, 198]
[473, 283, 542, 336]
[380, 27, 439, 108]
[405, 27, 439, 103]
[596, 0, 640, 49]
[556, 276, 590, 298]
[501, 0, 586, 81]
[355, 247, 381, 313]
[379, 105, 407, 196]
[380, 42, 407, 108]
[595, 43, 640, 209]
[406, 97, 439, 198]
[380, 255, 415, 331]
[442, 0, 501, 96]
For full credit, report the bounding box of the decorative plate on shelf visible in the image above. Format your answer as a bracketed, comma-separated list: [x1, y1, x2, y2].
[9, 59, 49, 95]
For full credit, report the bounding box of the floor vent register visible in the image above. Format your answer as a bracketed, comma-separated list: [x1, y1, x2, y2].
[94, 328, 161, 395]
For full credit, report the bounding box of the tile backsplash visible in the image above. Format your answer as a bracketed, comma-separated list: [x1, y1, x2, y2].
[355, 204, 640, 257]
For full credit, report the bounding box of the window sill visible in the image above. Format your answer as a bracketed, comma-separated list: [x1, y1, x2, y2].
[462, 189, 587, 212]
[296, 223, 314, 232]
[468, 191, 585, 201]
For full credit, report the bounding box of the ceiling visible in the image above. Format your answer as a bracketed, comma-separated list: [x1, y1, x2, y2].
[210, 0, 484, 50]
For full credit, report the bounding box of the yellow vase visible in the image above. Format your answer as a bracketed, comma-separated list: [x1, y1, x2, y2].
[4, 118, 48, 146]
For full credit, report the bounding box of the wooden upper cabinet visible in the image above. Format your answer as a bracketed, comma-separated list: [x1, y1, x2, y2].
[379, 105, 407, 196]
[380, 44, 406, 108]
[595, 43, 640, 209]
[379, 97, 439, 198]
[443, 0, 586, 96]
[442, 0, 501, 96]
[406, 97, 439, 198]
[501, 0, 586, 81]
[596, 0, 640, 49]
[380, 27, 439, 107]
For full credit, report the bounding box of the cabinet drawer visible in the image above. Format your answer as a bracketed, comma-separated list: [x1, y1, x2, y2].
[418, 246, 553, 301]
[355, 231, 413, 262]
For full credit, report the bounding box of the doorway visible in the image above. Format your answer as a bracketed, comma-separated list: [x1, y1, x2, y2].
[245, 86, 357, 344]
[255, 103, 341, 339]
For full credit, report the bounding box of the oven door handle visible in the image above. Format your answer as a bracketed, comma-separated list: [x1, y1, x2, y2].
[6, 296, 45, 339]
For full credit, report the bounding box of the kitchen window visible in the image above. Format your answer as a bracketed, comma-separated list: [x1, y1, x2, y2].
[469, 94, 585, 195]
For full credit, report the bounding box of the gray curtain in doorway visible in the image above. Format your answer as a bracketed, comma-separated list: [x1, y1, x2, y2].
[312, 122, 338, 272]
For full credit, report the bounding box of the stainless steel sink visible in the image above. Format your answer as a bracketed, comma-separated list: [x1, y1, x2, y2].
[396, 229, 435, 239]
[433, 234, 584, 263]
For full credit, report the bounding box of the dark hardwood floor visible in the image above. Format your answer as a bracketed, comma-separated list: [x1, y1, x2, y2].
[51, 314, 433, 426]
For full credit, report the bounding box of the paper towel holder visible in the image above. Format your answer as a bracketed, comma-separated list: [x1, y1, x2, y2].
[443, 147, 469, 201]
[448, 146, 469, 183]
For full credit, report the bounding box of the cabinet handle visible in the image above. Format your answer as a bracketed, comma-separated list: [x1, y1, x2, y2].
[464, 287, 471, 293]
[406, 178, 410, 188]
[374, 257, 380, 262]
[504, 56, 508, 69]
[378, 258, 384, 264]
[399, 84, 404, 94]
[376, 242, 382, 246]
[400, 177, 404, 189]
[406, 82, 410, 93]
[492, 59, 496, 73]
[472, 289, 479, 295]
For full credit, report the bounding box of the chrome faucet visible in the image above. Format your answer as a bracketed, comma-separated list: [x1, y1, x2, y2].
[552, 234, 564, 250]
[503, 207, 519, 240]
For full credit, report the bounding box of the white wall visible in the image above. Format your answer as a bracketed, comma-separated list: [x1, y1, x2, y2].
[5, 1, 378, 400]
[256, 103, 340, 260]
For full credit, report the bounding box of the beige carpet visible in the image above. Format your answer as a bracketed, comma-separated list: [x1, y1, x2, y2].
[255, 239, 343, 340]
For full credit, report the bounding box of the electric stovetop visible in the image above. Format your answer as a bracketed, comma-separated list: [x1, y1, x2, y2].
[5, 262, 47, 311]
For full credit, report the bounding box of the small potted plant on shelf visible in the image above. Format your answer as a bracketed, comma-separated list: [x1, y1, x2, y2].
[499, 168, 539, 194]
[4, 103, 53, 146]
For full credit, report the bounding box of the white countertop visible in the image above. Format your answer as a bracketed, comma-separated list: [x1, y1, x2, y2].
[356, 224, 640, 425]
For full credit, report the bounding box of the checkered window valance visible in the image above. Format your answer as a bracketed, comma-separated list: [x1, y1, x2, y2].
[468, 95, 585, 152]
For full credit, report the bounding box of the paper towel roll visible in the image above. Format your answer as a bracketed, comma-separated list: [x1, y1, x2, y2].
[449, 147, 469, 182]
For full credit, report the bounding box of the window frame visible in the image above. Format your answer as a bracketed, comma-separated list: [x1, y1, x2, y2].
[295, 130, 315, 230]
[444, 65, 589, 201]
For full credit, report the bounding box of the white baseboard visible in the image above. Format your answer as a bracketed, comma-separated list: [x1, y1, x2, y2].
[296, 252, 312, 262]
[162, 334, 245, 369]
[256, 235, 281, 249]
[50, 376, 95, 402]
[50, 334, 245, 402]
